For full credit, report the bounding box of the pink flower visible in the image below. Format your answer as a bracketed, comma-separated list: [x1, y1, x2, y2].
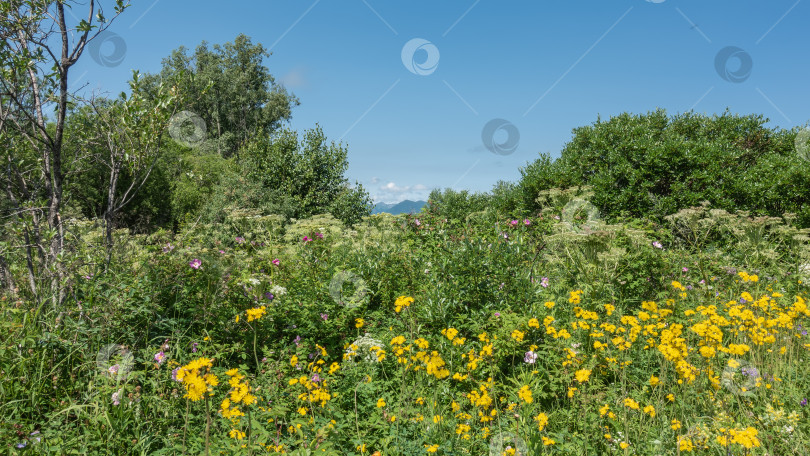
[414, 219, 421, 226]
[235, 236, 245, 244]
[540, 277, 549, 288]
[524, 219, 531, 226]
[682, 267, 689, 272]
[189, 258, 201, 269]
[315, 232, 323, 239]
[652, 241, 663, 249]
[219, 250, 225, 254]
[510, 220, 519, 226]
[272, 259, 280, 266]
[154, 351, 166, 364]
[303, 236, 311, 243]
[524, 350, 538, 364]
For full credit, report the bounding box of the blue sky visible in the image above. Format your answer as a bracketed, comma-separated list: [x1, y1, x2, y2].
[70, 0, 809, 203]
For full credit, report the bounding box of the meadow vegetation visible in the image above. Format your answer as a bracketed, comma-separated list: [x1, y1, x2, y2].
[3, 3, 810, 454]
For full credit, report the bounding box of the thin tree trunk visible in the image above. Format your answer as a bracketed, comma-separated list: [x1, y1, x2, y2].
[0, 253, 18, 298]
[104, 162, 119, 270]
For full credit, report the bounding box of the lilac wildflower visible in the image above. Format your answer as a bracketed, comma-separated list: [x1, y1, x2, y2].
[154, 351, 166, 364]
[652, 241, 663, 249]
[802, 398, 807, 407]
[741, 366, 759, 378]
[540, 277, 549, 288]
[524, 350, 538, 364]
[235, 236, 245, 244]
[189, 258, 201, 269]
[111, 390, 122, 406]
[294, 335, 301, 347]
[320, 313, 329, 321]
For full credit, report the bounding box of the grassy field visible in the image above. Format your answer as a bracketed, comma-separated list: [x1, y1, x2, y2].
[3, 196, 810, 455]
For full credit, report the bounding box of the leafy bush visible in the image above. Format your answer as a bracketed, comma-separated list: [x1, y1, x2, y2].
[519, 110, 810, 226]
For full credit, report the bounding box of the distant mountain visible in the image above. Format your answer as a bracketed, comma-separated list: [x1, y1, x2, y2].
[371, 200, 427, 215]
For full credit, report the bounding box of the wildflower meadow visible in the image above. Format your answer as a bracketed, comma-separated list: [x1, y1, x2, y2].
[3, 197, 810, 455]
[3, 3, 810, 455]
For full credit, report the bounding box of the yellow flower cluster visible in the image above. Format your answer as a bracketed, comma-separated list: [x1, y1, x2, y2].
[175, 357, 218, 401]
[219, 368, 256, 423]
[245, 305, 266, 322]
[534, 412, 548, 431]
[395, 295, 413, 313]
[574, 369, 591, 383]
[466, 377, 494, 409]
[517, 385, 532, 403]
[716, 426, 760, 449]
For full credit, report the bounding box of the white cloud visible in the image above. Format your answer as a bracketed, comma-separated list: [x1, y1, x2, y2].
[372, 181, 430, 204]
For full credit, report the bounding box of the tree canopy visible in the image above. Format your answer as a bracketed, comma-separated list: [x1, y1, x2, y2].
[141, 33, 299, 158]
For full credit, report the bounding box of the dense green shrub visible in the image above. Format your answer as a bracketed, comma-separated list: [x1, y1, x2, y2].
[195, 126, 371, 227]
[424, 188, 493, 225]
[519, 109, 810, 226]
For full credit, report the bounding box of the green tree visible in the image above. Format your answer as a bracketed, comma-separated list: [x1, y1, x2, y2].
[142, 34, 299, 158]
[202, 125, 371, 226]
[0, 0, 130, 305]
[70, 72, 179, 266]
